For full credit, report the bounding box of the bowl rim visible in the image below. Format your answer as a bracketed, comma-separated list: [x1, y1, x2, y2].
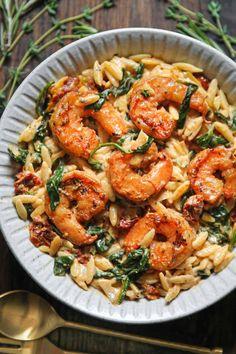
[1, 27, 236, 324]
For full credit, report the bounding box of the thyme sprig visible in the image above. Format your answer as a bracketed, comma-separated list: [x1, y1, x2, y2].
[0, 0, 59, 67]
[0, 0, 116, 114]
[166, 0, 236, 58]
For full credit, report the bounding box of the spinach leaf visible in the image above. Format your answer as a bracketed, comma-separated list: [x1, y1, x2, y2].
[118, 277, 131, 304]
[88, 142, 127, 170]
[85, 89, 111, 111]
[25, 204, 34, 218]
[33, 118, 49, 142]
[8, 147, 28, 165]
[207, 205, 229, 223]
[108, 251, 124, 265]
[87, 225, 114, 253]
[35, 81, 54, 116]
[95, 248, 149, 303]
[46, 159, 64, 211]
[134, 63, 144, 80]
[196, 125, 229, 148]
[54, 255, 74, 276]
[118, 130, 139, 145]
[135, 136, 154, 153]
[141, 89, 150, 98]
[86, 64, 144, 111]
[196, 270, 210, 279]
[112, 70, 135, 97]
[200, 223, 229, 245]
[95, 270, 114, 278]
[177, 83, 198, 129]
[215, 111, 236, 131]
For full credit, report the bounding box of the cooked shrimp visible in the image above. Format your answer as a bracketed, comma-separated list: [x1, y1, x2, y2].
[188, 146, 236, 203]
[183, 195, 204, 222]
[109, 143, 173, 202]
[50, 90, 128, 158]
[89, 101, 128, 137]
[50, 92, 99, 159]
[129, 76, 209, 139]
[45, 170, 108, 245]
[124, 209, 195, 271]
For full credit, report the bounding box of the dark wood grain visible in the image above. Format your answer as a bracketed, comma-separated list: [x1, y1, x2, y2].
[1, 1, 236, 353]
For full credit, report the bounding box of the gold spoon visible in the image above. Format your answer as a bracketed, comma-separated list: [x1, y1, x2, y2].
[0, 290, 222, 354]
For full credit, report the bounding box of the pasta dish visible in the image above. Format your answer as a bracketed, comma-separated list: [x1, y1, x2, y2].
[10, 53, 236, 304]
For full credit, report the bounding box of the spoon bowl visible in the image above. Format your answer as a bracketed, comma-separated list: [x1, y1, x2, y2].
[0, 290, 63, 340]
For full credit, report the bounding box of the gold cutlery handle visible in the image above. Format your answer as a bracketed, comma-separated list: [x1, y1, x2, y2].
[63, 320, 223, 354]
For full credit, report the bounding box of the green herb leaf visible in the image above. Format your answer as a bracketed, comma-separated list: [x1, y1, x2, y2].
[8, 147, 28, 165]
[102, 0, 115, 9]
[215, 111, 236, 131]
[22, 21, 33, 33]
[72, 21, 98, 38]
[118, 277, 130, 304]
[112, 70, 135, 97]
[94, 248, 149, 302]
[46, 159, 64, 211]
[35, 81, 54, 116]
[208, 1, 221, 19]
[141, 89, 150, 98]
[82, 6, 92, 22]
[85, 89, 111, 111]
[54, 255, 74, 276]
[108, 251, 124, 265]
[135, 136, 154, 153]
[196, 125, 229, 148]
[207, 205, 229, 223]
[135, 63, 144, 80]
[177, 83, 198, 129]
[201, 223, 229, 245]
[33, 119, 48, 142]
[87, 225, 114, 253]
[196, 270, 210, 279]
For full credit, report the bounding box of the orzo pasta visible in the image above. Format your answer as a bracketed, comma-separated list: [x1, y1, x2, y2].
[9, 54, 236, 304]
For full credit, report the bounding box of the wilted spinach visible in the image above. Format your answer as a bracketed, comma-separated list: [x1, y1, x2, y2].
[46, 159, 64, 211]
[34, 81, 54, 142]
[86, 63, 144, 111]
[207, 205, 229, 223]
[87, 225, 114, 253]
[8, 147, 28, 165]
[54, 255, 75, 276]
[215, 111, 236, 131]
[196, 124, 229, 148]
[35, 81, 54, 116]
[85, 89, 111, 111]
[200, 223, 229, 245]
[95, 248, 149, 303]
[196, 270, 210, 279]
[177, 83, 198, 129]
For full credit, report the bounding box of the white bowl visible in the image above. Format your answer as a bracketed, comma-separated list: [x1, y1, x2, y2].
[1, 28, 236, 324]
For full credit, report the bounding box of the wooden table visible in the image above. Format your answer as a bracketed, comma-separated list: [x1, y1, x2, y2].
[1, 1, 236, 353]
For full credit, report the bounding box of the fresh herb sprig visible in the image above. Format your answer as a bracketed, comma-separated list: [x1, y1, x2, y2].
[165, 0, 236, 58]
[0, 0, 116, 114]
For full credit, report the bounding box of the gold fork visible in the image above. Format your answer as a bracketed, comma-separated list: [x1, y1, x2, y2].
[0, 336, 90, 354]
